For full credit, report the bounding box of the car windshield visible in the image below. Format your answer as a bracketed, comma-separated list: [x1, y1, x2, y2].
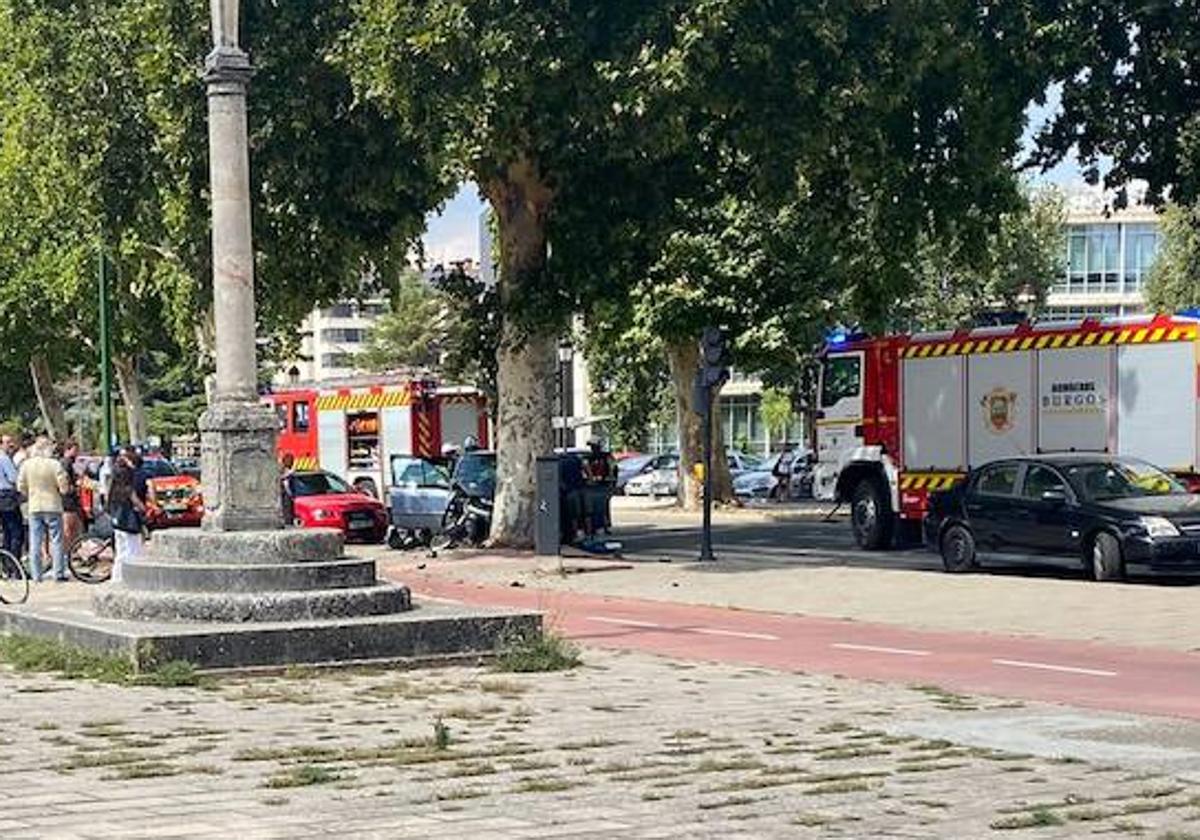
[140, 459, 178, 478]
[734, 453, 763, 470]
[1066, 460, 1187, 501]
[619, 455, 654, 475]
[290, 472, 353, 496]
[454, 453, 496, 491]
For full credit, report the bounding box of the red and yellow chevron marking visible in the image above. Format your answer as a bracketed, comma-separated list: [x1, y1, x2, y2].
[440, 394, 481, 406]
[315, 389, 412, 411]
[292, 456, 318, 471]
[902, 325, 1197, 359]
[899, 472, 965, 491]
[414, 410, 434, 456]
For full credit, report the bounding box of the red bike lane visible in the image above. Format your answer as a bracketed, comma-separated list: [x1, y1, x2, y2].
[399, 573, 1200, 721]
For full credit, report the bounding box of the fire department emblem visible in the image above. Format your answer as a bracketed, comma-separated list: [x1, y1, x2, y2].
[981, 387, 1017, 434]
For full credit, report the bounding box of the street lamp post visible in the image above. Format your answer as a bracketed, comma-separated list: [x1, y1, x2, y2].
[557, 339, 574, 450]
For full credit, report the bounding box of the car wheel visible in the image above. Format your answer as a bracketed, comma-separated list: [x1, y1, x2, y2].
[1090, 532, 1124, 582]
[851, 478, 894, 550]
[939, 524, 977, 573]
[387, 528, 404, 550]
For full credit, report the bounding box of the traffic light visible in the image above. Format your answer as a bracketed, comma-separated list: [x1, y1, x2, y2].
[699, 326, 731, 387]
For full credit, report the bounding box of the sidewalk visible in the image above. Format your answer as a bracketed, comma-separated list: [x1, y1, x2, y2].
[375, 549, 1200, 652]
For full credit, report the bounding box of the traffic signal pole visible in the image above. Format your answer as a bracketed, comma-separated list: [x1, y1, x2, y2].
[700, 386, 716, 562]
[697, 326, 729, 563]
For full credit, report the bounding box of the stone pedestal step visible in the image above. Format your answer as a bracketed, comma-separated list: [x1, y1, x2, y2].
[121, 558, 379, 594]
[94, 582, 412, 623]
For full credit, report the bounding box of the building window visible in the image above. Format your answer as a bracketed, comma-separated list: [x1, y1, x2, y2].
[1061, 224, 1120, 296]
[323, 303, 354, 318]
[1124, 223, 1159, 293]
[322, 328, 369, 344]
[321, 353, 357, 369]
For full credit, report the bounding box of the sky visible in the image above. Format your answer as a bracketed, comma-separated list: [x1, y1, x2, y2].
[419, 93, 1090, 264]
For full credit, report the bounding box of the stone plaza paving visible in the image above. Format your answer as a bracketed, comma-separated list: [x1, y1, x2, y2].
[2, 648, 1200, 839]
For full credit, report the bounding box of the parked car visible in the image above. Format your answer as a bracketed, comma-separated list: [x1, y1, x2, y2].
[287, 470, 389, 543]
[924, 455, 1200, 581]
[141, 456, 204, 530]
[625, 453, 680, 497]
[615, 454, 656, 494]
[733, 449, 814, 501]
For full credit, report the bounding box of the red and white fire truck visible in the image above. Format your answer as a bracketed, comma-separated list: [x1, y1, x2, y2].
[813, 314, 1200, 549]
[267, 377, 489, 498]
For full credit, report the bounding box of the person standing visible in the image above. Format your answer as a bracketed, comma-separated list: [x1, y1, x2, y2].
[60, 440, 83, 549]
[0, 434, 23, 559]
[17, 437, 70, 581]
[279, 452, 296, 525]
[107, 448, 147, 583]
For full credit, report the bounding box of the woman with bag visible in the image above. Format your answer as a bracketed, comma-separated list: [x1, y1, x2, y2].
[107, 448, 147, 583]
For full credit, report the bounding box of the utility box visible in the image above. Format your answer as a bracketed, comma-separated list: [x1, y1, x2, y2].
[535, 455, 561, 557]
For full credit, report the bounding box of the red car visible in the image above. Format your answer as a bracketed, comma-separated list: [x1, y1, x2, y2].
[141, 457, 205, 530]
[286, 470, 388, 544]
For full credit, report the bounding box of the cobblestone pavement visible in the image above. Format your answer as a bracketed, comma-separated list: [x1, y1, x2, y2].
[3, 649, 1200, 839]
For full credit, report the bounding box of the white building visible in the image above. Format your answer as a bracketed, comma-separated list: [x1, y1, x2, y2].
[1041, 184, 1162, 321]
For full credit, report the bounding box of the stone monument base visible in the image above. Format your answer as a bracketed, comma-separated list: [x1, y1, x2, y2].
[0, 528, 540, 671]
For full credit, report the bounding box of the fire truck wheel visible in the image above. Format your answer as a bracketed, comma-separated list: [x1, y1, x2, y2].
[1089, 531, 1124, 582]
[939, 524, 977, 573]
[851, 478, 894, 550]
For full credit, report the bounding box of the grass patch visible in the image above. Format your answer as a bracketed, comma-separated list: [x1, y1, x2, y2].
[477, 678, 528, 697]
[514, 777, 579, 794]
[494, 630, 580, 673]
[698, 795, 758, 810]
[804, 778, 880, 796]
[0, 635, 203, 687]
[434, 719, 451, 750]
[263, 764, 340, 789]
[990, 807, 1066, 830]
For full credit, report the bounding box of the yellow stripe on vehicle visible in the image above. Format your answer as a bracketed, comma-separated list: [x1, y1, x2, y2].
[1150, 327, 1166, 343]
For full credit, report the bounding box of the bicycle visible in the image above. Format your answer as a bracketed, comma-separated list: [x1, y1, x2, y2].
[0, 548, 29, 605]
[68, 533, 115, 584]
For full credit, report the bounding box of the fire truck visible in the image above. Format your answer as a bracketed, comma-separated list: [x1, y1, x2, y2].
[813, 314, 1200, 549]
[267, 377, 489, 498]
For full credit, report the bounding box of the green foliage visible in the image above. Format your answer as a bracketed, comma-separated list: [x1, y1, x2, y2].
[1033, 1, 1200, 205]
[493, 630, 581, 674]
[433, 718, 451, 750]
[759, 389, 795, 441]
[361, 267, 499, 405]
[360, 273, 448, 372]
[897, 186, 1067, 330]
[0, 634, 201, 686]
[1145, 203, 1200, 313]
[263, 764, 340, 789]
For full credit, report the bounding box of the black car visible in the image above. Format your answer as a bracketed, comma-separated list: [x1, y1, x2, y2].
[924, 455, 1200, 581]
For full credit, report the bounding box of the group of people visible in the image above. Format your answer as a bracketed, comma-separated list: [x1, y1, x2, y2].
[559, 440, 618, 545]
[0, 435, 148, 583]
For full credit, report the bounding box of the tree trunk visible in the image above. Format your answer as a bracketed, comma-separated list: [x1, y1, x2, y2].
[29, 355, 67, 441]
[485, 159, 557, 548]
[666, 339, 733, 511]
[113, 353, 148, 443]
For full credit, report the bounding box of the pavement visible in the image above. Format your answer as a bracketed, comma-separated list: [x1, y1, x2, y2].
[5, 647, 1200, 839]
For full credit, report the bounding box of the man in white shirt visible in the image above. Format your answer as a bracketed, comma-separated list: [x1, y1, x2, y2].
[17, 438, 70, 581]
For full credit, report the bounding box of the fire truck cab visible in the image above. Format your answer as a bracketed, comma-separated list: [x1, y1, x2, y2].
[269, 378, 489, 499]
[813, 315, 1200, 550]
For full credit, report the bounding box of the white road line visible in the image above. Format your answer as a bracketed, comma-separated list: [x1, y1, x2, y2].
[831, 643, 931, 657]
[691, 628, 781, 641]
[585, 616, 663, 629]
[992, 658, 1117, 678]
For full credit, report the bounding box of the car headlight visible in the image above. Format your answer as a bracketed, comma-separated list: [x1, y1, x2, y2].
[312, 508, 337, 521]
[1140, 516, 1180, 538]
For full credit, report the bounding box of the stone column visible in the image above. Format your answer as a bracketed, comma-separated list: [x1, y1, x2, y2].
[198, 7, 281, 532]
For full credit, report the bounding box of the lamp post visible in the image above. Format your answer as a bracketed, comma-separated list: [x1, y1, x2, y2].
[556, 339, 574, 450]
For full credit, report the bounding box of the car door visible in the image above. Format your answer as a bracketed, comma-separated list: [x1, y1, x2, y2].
[1015, 464, 1082, 557]
[964, 462, 1022, 552]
